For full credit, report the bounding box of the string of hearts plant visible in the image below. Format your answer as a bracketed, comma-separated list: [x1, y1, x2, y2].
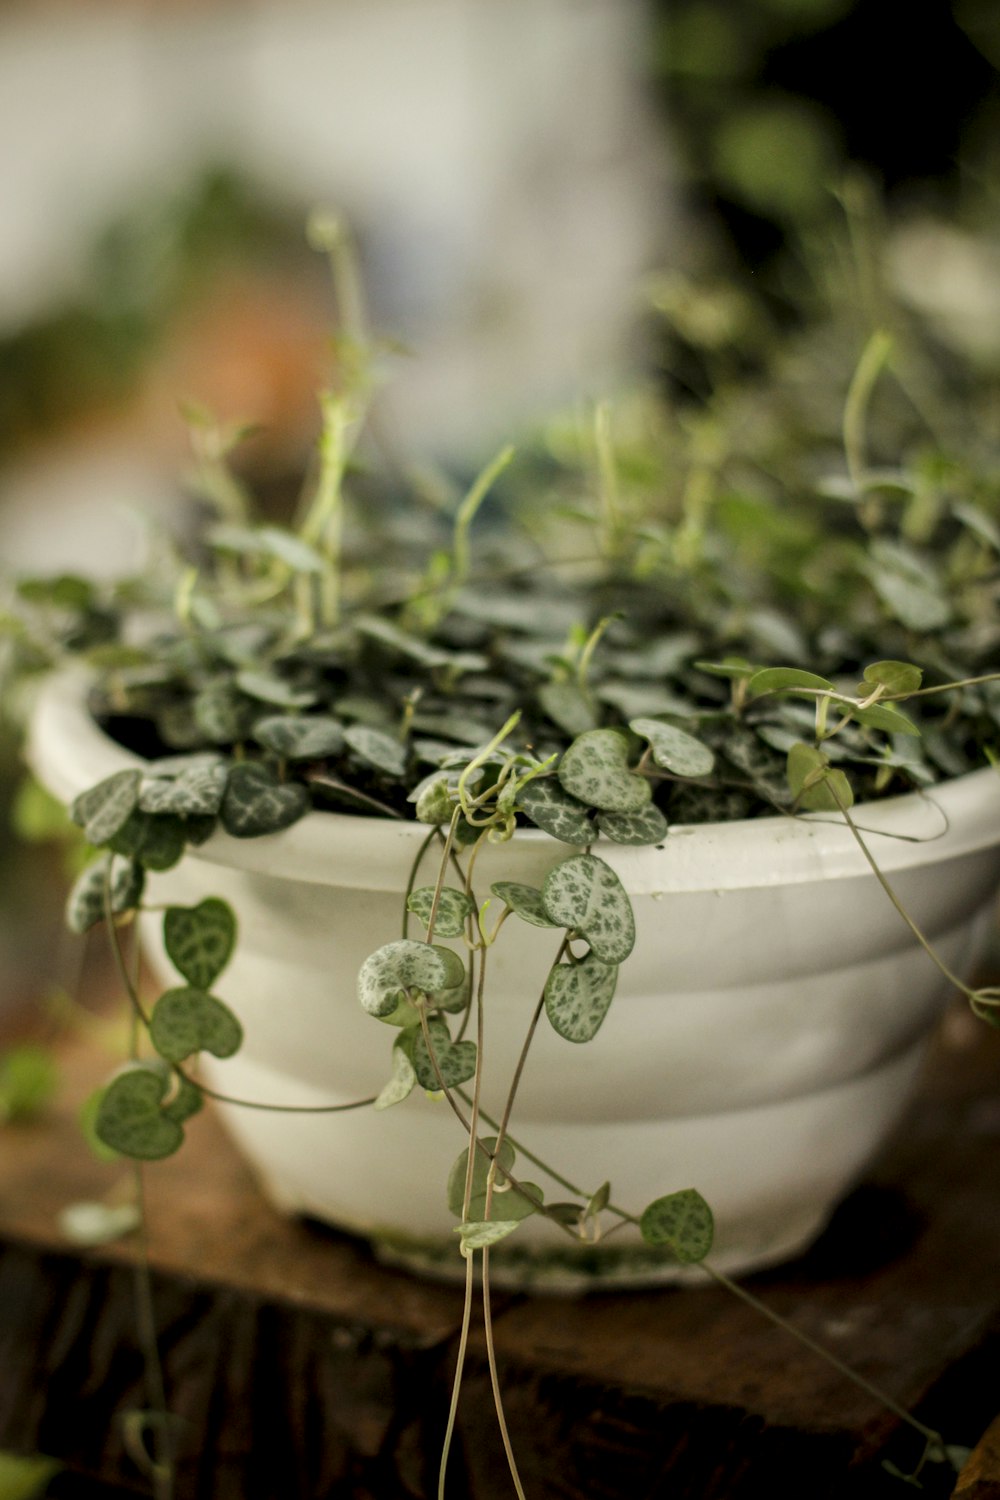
[6, 224, 1000, 1495]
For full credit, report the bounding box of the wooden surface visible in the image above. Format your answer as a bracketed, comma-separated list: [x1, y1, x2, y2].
[1, 991, 999, 1499]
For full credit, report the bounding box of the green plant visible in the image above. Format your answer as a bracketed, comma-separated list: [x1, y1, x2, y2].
[4, 220, 1000, 1498]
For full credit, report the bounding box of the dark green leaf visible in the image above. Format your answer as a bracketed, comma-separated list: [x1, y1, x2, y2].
[149, 987, 242, 1064]
[94, 1063, 185, 1160]
[252, 715, 345, 759]
[343, 724, 408, 777]
[639, 1188, 714, 1262]
[70, 769, 142, 845]
[220, 763, 309, 838]
[517, 778, 593, 844]
[163, 898, 237, 988]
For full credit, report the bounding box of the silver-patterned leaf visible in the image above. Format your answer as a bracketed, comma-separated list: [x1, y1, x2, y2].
[66, 854, 145, 934]
[219, 763, 309, 838]
[163, 898, 236, 989]
[629, 718, 716, 778]
[70, 769, 142, 845]
[456, 1219, 523, 1252]
[490, 881, 558, 928]
[596, 804, 669, 845]
[357, 940, 450, 1018]
[557, 729, 651, 812]
[139, 763, 228, 817]
[544, 952, 619, 1042]
[517, 778, 593, 844]
[406, 886, 475, 938]
[252, 715, 345, 759]
[541, 853, 636, 964]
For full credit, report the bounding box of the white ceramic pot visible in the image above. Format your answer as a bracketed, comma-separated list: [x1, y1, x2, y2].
[30, 675, 1000, 1288]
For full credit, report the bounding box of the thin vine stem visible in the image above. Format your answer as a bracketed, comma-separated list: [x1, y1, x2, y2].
[437, 1252, 476, 1500]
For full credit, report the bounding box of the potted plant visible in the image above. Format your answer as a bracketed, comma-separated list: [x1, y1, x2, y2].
[4, 222, 1000, 1491]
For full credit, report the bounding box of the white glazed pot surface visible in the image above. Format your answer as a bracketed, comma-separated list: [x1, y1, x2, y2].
[30, 675, 1000, 1287]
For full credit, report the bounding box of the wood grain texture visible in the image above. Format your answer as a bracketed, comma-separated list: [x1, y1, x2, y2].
[1, 997, 999, 1497]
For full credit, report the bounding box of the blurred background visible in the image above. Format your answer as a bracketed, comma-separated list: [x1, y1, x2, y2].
[0, 0, 998, 1017]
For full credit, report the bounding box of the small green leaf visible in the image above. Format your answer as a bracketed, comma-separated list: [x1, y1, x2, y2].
[596, 804, 669, 845]
[456, 1219, 523, 1251]
[343, 724, 408, 777]
[149, 987, 242, 1064]
[557, 729, 651, 813]
[357, 940, 450, 1018]
[108, 812, 187, 871]
[541, 853, 636, 963]
[235, 670, 318, 710]
[629, 718, 716, 779]
[787, 743, 855, 812]
[517, 778, 593, 844]
[746, 667, 835, 700]
[163, 898, 237, 989]
[402, 1017, 477, 1091]
[490, 881, 558, 928]
[94, 1064, 185, 1160]
[252, 715, 344, 759]
[162, 1076, 203, 1124]
[70, 769, 142, 845]
[639, 1188, 714, 1262]
[406, 886, 475, 938]
[138, 763, 228, 817]
[193, 682, 255, 744]
[66, 854, 145, 934]
[220, 762, 309, 837]
[852, 702, 920, 737]
[374, 1038, 418, 1110]
[544, 953, 619, 1042]
[414, 776, 454, 824]
[861, 660, 923, 697]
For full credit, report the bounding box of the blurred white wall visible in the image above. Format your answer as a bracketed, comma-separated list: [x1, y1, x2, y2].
[0, 0, 668, 457]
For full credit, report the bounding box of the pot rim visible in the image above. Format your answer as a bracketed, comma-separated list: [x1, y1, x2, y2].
[27, 670, 1000, 895]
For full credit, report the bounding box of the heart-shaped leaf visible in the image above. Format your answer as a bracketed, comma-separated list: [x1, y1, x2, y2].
[787, 743, 855, 812]
[542, 854, 636, 964]
[220, 762, 309, 838]
[860, 660, 923, 697]
[358, 940, 454, 1019]
[235, 671, 317, 710]
[557, 729, 651, 813]
[252, 715, 345, 759]
[403, 1018, 477, 1091]
[150, 987, 242, 1064]
[94, 1064, 185, 1160]
[163, 1075, 203, 1124]
[343, 725, 407, 777]
[374, 1038, 418, 1110]
[406, 886, 475, 938]
[71, 769, 141, 845]
[194, 683, 255, 744]
[108, 812, 187, 871]
[139, 763, 228, 817]
[164, 898, 237, 988]
[629, 719, 716, 778]
[490, 882, 558, 928]
[446, 1135, 542, 1221]
[639, 1188, 714, 1263]
[66, 854, 145, 934]
[517, 778, 593, 844]
[544, 953, 619, 1042]
[596, 804, 669, 845]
